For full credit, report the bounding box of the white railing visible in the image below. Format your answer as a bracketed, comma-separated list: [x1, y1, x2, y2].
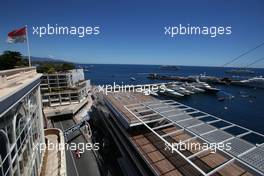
[42, 128, 67, 176]
[0, 67, 37, 89]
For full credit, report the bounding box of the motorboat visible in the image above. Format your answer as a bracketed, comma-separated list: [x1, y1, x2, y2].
[217, 91, 234, 101]
[225, 69, 255, 75]
[193, 82, 220, 94]
[237, 76, 264, 88]
[160, 65, 180, 70]
[158, 88, 184, 98]
[170, 86, 194, 95]
[130, 77, 136, 81]
[181, 83, 205, 93]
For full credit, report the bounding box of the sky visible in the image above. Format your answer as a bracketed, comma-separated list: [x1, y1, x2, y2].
[0, 0, 264, 67]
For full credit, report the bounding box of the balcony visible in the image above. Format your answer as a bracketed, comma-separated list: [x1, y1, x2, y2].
[0, 67, 38, 89]
[40, 128, 67, 176]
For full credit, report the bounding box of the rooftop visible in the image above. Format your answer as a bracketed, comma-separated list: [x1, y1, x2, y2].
[104, 92, 264, 176]
[0, 67, 42, 101]
[43, 96, 89, 117]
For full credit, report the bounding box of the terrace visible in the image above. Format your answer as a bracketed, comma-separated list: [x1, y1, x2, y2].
[0, 67, 41, 101]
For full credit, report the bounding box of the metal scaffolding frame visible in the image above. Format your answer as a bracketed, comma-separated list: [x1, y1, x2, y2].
[124, 99, 264, 175]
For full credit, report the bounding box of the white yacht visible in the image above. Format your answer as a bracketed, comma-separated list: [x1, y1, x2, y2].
[193, 82, 220, 93]
[171, 86, 194, 95]
[238, 76, 264, 88]
[183, 84, 205, 93]
[158, 88, 184, 98]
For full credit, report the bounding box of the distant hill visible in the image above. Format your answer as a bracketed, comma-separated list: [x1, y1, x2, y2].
[23, 56, 72, 64]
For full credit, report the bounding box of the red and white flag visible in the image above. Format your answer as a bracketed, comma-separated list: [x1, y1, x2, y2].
[7, 27, 27, 43]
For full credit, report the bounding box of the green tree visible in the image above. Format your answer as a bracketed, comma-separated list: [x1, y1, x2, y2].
[37, 63, 75, 73]
[0, 51, 28, 70]
[60, 63, 75, 71]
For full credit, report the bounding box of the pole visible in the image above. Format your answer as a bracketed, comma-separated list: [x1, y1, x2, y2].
[25, 25, 31, 67]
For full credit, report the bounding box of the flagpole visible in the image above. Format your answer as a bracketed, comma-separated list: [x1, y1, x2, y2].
[25, 25, 31, 67]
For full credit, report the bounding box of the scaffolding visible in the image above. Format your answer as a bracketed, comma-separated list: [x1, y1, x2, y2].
[124, 99, 264, 175]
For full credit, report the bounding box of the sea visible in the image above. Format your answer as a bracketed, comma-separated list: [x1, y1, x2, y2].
[82, 64, 264, 137]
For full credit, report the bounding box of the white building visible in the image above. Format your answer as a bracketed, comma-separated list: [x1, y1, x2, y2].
[0, 67, 44, 176]
[0, 67, 67, 176]
[40, 69, 91, 117]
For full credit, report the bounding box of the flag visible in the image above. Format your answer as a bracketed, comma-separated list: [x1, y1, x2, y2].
[7, 27, 27, 43]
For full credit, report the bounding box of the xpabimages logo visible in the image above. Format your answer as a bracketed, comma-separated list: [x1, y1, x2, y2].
[33, 142, 100, 153]
[164, 141, 232, 154]
[96, 82, 166, 95]
[32, 24, 100, 38]
[164, 24, 232, 38]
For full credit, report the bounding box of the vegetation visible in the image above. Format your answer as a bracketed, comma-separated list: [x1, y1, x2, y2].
[37, 62, 75, 73]
[0, 50, 75, 73]
[0, 51, 28, 70]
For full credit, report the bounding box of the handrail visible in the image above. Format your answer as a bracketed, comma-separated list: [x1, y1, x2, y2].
[0, 67, 37, 89]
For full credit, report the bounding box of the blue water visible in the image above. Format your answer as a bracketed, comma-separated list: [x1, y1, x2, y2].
[84, 64, 264, 134]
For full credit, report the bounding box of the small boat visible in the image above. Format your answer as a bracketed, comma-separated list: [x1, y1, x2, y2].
[225, 69, 255, 75]
[205, 87, 220, 94]
[236, 76, 264, 89]
[241, 94, 249, 98]
[160, 65, 180, 70]
[147, 73, 159, 79]
[130, 77, 136, 81]
[217, 91, 234, 101]
[218, 97, 225, 101]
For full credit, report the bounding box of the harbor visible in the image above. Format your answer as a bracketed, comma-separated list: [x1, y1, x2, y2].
[86, 64, 264, 135]
[147, 73, 264, 89]
[1, 1, 264, 175]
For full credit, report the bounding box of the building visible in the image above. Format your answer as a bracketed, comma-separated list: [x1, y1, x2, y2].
[40, 69, 91, 117]
[93, 91, 264, 176]
[0, 67, 66, 176]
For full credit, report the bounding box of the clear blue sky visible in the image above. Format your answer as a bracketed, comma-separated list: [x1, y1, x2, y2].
[1, 0, 264, 67]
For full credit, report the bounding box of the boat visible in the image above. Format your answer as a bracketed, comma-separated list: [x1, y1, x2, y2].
[170, 86, 194, 95]
[160, 65, 180, 70]
[217, 91, 234, 101]
[147, 73, 159, 79]
[181, 83, 205, 93]
[225, 69, 255, 75]
[217, 97, 225, 101]
[235, 76, 264, 88]
[158, 88, 184, 98]
[193, 82, 220, 94]
[130, 77, 136, 81]
[204, 86, 220, 94]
